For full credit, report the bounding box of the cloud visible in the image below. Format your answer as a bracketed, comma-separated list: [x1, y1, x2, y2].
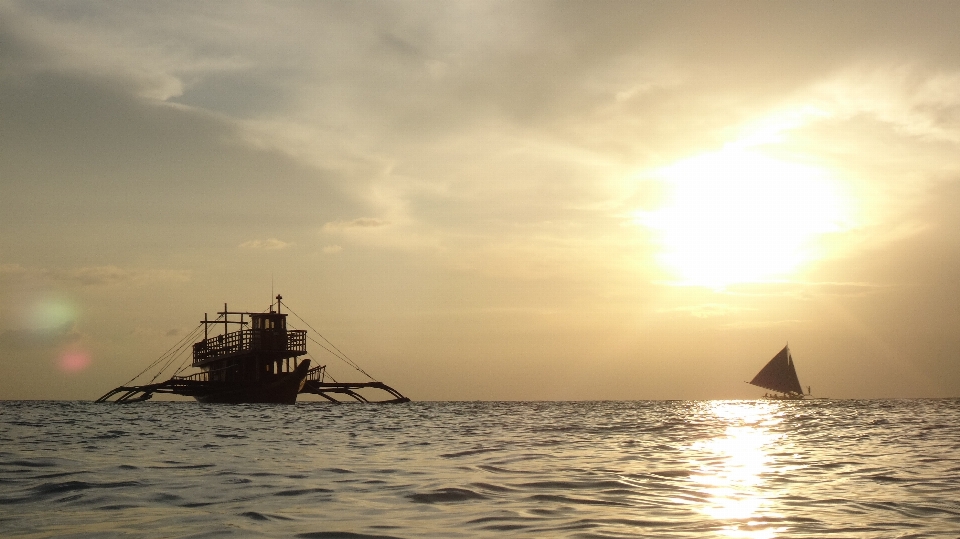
[323, 218, 391, 231]
[0, 14, 373, 266]
[807, 66, 960, 144]
[0, 323, 80, 350]
[4, 2, 960, 398]
[658, 303, 752, 318]
[724, 281, 889, 299]
[239, 238, 292, 250]
[0, 264, 190, 287]
[0, 264, 28, 278]
[721, 319, 805, 330]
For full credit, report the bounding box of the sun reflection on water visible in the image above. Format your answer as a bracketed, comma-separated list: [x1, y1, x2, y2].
[690, 401, 787, 538]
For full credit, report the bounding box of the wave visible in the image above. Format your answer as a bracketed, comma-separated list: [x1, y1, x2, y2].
[406, 487, 488, 503]
[2, 400, 959, 538]
[297, 532, 407, 539]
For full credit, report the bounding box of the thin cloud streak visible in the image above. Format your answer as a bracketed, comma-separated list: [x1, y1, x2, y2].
[239, 238, 292, 250]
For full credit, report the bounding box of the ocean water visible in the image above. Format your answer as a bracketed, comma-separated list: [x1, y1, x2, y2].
[1, 400, 959, 539]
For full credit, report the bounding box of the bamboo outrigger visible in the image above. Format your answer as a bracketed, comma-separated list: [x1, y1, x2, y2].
[97, 295, 409, 404]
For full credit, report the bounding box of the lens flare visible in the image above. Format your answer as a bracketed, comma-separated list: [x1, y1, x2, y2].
[58, 347, 92, 373]
[30, 298, 78, 331]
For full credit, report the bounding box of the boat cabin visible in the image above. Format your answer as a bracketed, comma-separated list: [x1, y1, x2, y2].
[251, 312, 285, 331]
[191, 296, 307, 383]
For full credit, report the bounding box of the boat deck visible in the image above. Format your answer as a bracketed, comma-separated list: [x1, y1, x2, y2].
[96, 365, 409, 404]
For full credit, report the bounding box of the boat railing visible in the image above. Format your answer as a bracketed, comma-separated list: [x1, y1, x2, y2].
[193, 329, 307, 363]
[175, 371, 210, 382]
[305, 364, 327, 382]
[175, 362, 238, 382]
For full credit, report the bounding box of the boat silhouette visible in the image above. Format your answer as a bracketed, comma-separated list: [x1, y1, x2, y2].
[97, 295, 409, 404]
[747, 344, 810, 400]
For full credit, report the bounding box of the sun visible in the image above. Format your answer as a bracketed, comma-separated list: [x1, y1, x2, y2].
[635, 144, 850, 289]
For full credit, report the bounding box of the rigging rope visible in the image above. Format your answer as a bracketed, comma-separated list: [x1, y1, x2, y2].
[281, 301, 377, 381]
[123, 300, 379, 386]
[299, 331, 370, 380]
[149, 322, 208, 383]
[172, 352, 193, 377]
[123, 322, 205, 386]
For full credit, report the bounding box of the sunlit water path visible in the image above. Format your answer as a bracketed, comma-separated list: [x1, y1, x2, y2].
[2, 400, 958, 538]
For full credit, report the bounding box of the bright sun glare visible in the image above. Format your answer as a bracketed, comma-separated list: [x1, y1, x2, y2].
[635, 131, 850, 288]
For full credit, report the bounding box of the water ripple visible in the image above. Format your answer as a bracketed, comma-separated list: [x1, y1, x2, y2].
[1, 399, 958, 537]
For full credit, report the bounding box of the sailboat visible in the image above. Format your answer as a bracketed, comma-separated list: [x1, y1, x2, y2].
[747, 344, 809, 400]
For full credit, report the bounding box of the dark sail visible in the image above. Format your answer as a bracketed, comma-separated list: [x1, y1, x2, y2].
[749, 345, 803, 395]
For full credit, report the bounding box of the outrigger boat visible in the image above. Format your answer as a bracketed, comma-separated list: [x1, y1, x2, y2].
[97, 295, 409, 404]
[747, 344, 810, 400]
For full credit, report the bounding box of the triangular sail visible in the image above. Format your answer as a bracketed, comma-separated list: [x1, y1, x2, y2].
[749, 345, 803, 395]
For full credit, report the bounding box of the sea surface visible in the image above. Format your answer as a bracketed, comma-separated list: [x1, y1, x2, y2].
[1, 400, 959, 539]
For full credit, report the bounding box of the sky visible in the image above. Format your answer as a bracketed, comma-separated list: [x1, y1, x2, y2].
[2, 1, 959, 401]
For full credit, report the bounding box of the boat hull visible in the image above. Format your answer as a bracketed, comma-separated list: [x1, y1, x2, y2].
[760, 393, 805, 401]
[193, 360, 311, 404]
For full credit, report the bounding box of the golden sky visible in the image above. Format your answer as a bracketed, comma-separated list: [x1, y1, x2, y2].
[2, 1, 959, 400]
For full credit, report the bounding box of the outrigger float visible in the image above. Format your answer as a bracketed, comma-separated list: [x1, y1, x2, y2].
[97, 295, 409, 404]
